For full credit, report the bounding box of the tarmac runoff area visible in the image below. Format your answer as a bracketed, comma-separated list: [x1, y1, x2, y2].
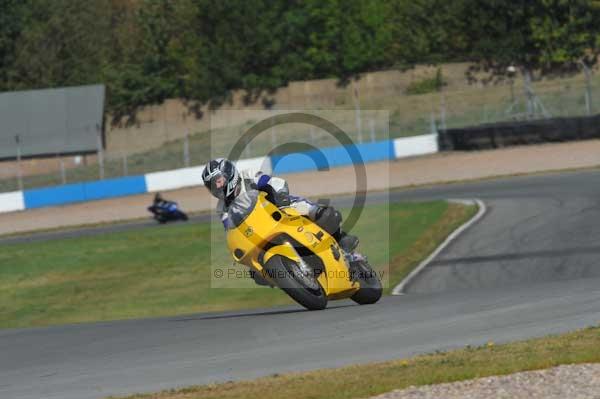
[1, 138, 600, 237]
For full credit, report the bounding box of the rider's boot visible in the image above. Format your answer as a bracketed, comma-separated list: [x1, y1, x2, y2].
[338, 231, 359, 253]
[335, 231, 367, 281]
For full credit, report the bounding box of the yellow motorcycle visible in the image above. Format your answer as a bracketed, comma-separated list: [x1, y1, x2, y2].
[226, 190, 382, 310]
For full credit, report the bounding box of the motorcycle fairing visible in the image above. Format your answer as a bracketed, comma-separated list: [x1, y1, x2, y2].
[226, 191, 359, 298]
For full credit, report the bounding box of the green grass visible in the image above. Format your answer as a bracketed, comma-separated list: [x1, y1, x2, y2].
[113, 325, 600, 399]
[0, 201, 475, 329]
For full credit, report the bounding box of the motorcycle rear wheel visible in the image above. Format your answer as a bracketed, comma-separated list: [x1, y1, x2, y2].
[264, 255, 328, 310]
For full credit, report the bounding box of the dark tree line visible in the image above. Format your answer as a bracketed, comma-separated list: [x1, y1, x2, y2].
[1, 0, 600, 116]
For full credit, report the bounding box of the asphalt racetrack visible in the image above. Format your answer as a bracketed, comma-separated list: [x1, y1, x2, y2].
[3, 170, 600, 399]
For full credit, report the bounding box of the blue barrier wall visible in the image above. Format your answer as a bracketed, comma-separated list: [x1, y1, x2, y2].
[24, 183, 86, 209]
[83, 176, 147, 202]
[271, 140, 395, 174]
[24, 175, 147, 209]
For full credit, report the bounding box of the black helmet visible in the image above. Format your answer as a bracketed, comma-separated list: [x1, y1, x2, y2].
[202, 158, 241, 201]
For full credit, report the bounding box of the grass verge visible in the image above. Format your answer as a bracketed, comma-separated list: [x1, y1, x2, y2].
[385, 202, 476, 292]
[111, 325, 600, 399]
[0, 201, 475, 329]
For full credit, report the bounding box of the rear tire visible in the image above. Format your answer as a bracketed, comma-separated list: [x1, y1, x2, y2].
[350, 261, 383, 305]
[264, 255, 328, 310]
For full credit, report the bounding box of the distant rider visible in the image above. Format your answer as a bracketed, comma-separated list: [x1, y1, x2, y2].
[148, 193, 187, 220]
[149, 193, 175, 212]
[152, 193, 168, 209]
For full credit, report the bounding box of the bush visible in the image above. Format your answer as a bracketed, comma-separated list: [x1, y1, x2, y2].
[406, 68, 446, 95]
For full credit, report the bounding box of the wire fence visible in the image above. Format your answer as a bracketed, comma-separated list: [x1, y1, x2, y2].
[1, 70, 599, 194]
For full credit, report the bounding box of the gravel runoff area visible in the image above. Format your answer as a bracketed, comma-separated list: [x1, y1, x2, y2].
[371, 363, 600, 399]
[1, 139, 600, 236]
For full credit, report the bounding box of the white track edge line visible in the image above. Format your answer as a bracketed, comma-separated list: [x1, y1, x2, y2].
[390, 198, 487, 295]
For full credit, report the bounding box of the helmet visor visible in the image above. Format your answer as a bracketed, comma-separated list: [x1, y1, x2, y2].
[209, 173, 228, 199]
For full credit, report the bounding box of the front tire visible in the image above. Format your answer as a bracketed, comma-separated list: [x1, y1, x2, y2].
[176, 211, 189, 221]
[350, 260, 383, 305]
[264, 255, 328, 310]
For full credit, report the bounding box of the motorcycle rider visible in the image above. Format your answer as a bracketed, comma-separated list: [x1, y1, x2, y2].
[152, 193, 168, 208]
[202, 158, 364, 281]
[149, 192, 179, 212]
[148, 192, 188, 222]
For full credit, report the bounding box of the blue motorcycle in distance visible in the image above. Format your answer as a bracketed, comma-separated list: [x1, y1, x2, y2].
[148, 193, 189, 224]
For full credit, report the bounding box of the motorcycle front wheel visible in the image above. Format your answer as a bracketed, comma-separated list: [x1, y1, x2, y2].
[264, 255, 328, 310]
[175, 210, 189, 221]
[350, 260, 383, 305]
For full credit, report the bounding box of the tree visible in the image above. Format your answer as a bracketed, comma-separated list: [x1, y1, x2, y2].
[387, 0, 467, 67]
[296, 0, 392, 78]
[9, 0, 113, 90]
[103, 0, 197, 116]
[3, 0, 600, 114]
[185, 0, 294, 107]
[0, 0, 31, 90]
[458, 0, 600, 74]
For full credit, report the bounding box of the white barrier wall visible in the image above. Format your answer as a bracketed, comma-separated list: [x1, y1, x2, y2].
[144, 156, 272, 193]
[235, 156, 272, 177]
[0, 191, 25, 213]
[393, 134, 438, 159]
[145, 166, 205, 192]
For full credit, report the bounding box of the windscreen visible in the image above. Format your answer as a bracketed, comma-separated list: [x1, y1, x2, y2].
[226, 189, 259, 229]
